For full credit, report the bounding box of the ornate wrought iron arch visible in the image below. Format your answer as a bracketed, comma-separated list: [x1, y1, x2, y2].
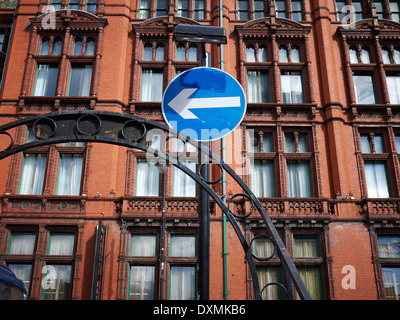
[0, 110, 311, 300]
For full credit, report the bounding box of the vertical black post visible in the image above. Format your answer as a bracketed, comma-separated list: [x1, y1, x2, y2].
[198, 43, 210, 300]
[199, 142, 210, 300]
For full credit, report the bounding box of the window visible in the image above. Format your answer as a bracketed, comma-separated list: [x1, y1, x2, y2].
[68, 65, 93, 96]
[169, 235, 196, 300]
[336, 1, 346, 21]
[386, 73, 400, 104]
[140, 70, 164, 102]
[249, 131, 275, 197]
[291, 1, 303, 21]
[279, 45, 301, 63]
[293, 236, 324, 300]
[375, 1, 385, 19]
[251, 160, 276, 197]
[281, 71, 304, 103]
[275, 0, 286, 18]
[68, 0, 79, 10]
[390, 1, 400, 22]
[349, 45, 372, 64]
[73, 37, 95, 55]
[0, 30, 6, 52]
[42, 233, 75, 300]
[377, 235, 400, 300]
[172, 161, 196, 197]
[8, 233, 36, 255]
[143, 42, 166, 62]
[251, 233, 284, 300]
[285, 132, 312, 198]
[135, 159, 160, 196]
[336, 0, 364, 22]
[128, 234, 157, 300]
[51, 0, 62, 11]
[55, 154, 84, 196]
[353, 74, 377, 104]
[139, 0, 151, 19]
[156, 0, 167, 16]
[177, 0, 205, 19]
[247, 71, 270, 103]
[238, 0, 249, 20]
[254, 0, 265, 18]
[18, 154, 47, 195]
[360, 132, 391, 198]
[246, 44, 268, 62]
[86, 0, 97, 13]
[33, 64, 59, 96]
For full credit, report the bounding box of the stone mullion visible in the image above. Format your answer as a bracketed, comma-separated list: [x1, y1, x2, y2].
[271, 34, 281, 103]
[342, 36, 356, 105]
[374, 35, 390, 104]
[91, 27, 104, 97]
[116, 223, 129, 300]
[71, 225, 84, 300]
[21, 27, 39, 97]
[57, 27, 71, 96]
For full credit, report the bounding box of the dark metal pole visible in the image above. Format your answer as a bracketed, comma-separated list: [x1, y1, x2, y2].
[198, 43, 210, 300]
[159, 165, 167, 299]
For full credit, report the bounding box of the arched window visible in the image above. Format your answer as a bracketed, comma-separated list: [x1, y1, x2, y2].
[279, 45, 289, 62]
[143, 43, 153, 61]
[176, 44, 186, 61]
[291, 46, 300, 63]
[246, 45, 256, 62]
[188, 44, 198, 61]
[73, 37, 83, 55]
[382, 47, 391, 64]
[361, 46, 371, 64]
[40, 37, 50, 55]
[258, 45, 268, 62]
[155, 43, 164, 61]
[52, 38, 62, 55]
[86, 38, 95, 55]
[349, 46, 358, 64]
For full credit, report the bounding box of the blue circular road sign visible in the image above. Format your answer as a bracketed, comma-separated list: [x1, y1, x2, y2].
[162, 67, 247, 141]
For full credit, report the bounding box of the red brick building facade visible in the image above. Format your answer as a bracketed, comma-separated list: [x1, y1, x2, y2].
[0, 0, 399, 300]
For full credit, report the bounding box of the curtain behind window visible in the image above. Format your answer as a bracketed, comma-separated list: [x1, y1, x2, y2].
[251, 160, 275, 197]
[170, 235, 196, 257]
[56, 154, 83, 196]
[136, 160, 160, 196]
[247, 71, 269, 103]
[173, 161, 196, 197]
[287, 161, 312, 197]
[386, 75, 400, 104]
[364, 162, 390, 198]
[141, 70, 163, 102]
[170, 266, 196, 300]
[129, 266, 155, 300]
[257, 266, 281, 300]
[69, 65, 92, 96]
[34, 64, 58, 96]
[131, 235, 157, 256]
[9, 233, 36, 254]
[48, 234, 75, 255]
[281, 72, 303, 103]
[19, 154, 47, 195]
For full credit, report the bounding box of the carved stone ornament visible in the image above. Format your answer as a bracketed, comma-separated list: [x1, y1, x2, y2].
[29, 9, 108, 31]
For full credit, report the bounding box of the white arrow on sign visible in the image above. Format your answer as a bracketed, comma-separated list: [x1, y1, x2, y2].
[168, 88, 241, 120]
